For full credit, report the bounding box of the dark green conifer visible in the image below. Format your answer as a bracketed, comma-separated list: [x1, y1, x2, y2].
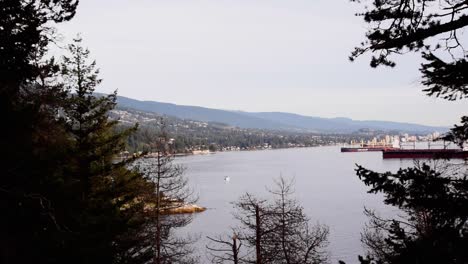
[0, 1, 78, 263]
[59, 36, 157, 264]
[349, 1, 468, 263]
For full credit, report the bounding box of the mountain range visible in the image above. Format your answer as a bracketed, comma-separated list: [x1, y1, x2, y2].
[114, 95, 447, 134]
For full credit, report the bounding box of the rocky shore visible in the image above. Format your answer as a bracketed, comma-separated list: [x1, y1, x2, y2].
[164, 204, 206, 214]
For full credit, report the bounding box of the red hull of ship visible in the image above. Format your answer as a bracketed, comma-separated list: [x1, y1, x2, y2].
[382, 149, 468, 159]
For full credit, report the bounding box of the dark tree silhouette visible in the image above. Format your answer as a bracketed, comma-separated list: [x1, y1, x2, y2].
[266, 178, 329, 264]
[207, 178, 328, 264]
[134, 120, 198, 264]
[350, 1, 468, 263]
[0, 1, 78, 263]
[350, 0, 468, 142]
[357, 162, 468, 263]
[233, 193, 271, 264]
[206, 233, 242, 264]
[59, 36, 159, 264]
[350, 0, 468, 77]
[1, 4, 163, 258]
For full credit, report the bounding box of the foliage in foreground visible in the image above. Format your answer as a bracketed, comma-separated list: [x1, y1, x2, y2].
[356, 162, 468, 263]
[350, 0, 468, 263]
[207, 178, 329, 264]
[0, 1, 161, 262]
[133, 123, 198, 264]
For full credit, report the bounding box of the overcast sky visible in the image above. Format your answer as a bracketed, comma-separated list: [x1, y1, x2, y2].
[55, 0, 466, 126]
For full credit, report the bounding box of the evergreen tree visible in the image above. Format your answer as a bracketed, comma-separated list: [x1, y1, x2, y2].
[1, 3, 171, 264]
[349, 0, 468, 146]
[59, 36, 157, 264]
[349, 0, 468, 263]
[0, 1, 78, 263]
[356, 162, 468, 263]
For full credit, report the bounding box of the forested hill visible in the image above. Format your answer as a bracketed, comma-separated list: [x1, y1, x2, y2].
[115, 95, 292, 130]
[115, 95, 447, 133]
[110, 108, 357, 153]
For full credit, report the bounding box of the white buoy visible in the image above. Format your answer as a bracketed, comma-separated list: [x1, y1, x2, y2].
[224, 176, 230, 182]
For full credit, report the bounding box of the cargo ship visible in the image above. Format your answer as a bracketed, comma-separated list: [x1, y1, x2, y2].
[341, 146, 397, 152]
[341, 141, 399, 152]
[382, 149, 468, 159]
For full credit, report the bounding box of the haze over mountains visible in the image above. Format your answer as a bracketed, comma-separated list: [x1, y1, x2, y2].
[115, 95, 447, 134]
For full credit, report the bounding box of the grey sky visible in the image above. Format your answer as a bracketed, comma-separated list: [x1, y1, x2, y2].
[56, 0, 466, 126]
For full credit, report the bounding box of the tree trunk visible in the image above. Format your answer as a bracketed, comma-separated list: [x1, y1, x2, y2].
[232, 236, 239, 264]
[154, 151, 162, 264]
[255, 205, 262, 264]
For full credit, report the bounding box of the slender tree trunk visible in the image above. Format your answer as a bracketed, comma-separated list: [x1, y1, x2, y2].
[232, 236, 239, 264]
[255, 205, 262, 264]
[154, 151, 162, 264]
[281, 192, 290, 264]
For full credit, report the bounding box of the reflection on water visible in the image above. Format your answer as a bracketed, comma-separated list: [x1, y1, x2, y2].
[175, 146, 414, 264]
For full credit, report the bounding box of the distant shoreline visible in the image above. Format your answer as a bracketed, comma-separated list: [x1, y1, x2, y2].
[173, 144, 338, 157]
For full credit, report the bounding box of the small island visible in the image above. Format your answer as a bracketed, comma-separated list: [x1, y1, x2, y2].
[164, 204, 206, 214]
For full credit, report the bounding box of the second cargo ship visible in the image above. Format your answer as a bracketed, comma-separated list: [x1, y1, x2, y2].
[341, 141, 399, 152]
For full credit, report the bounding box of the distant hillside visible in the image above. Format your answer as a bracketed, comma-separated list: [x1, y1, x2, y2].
[242, 112, 447, 133]
[110, 108, 353, 153]
[116, 95, 294, 130]
[114, 95, 447, 134]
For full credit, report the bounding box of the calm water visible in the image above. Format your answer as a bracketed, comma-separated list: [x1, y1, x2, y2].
[176, 146, 414, 264]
